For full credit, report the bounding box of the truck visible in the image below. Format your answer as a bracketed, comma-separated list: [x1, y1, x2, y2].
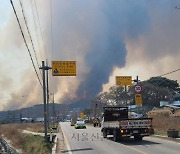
[101, 106, 154, 141]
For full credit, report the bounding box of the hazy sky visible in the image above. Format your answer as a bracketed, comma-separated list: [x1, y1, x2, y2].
[0, 0, 180, 111]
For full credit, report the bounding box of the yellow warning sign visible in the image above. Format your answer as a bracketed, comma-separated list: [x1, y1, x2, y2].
[80, 112, 84, 119]
[135, 94, 142, 106]
[52, 61, 76, 76]
[116, 76, 132, 86]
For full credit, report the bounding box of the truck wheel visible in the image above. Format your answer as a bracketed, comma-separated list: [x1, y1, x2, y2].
[113, 130, 120, 142]
[134, 135, 143, 141]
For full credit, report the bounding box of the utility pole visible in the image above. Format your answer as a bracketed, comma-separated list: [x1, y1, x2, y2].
[133, 76, 141, 114]
[94, 102, 97, 119]
[52, 93, 56, 124]
[136, 76, 139, 84]
[133, 76, 139, 84]
[124, 85, 128, 106]
[40, 61, 51, 142]
[46, 60, 49, 129]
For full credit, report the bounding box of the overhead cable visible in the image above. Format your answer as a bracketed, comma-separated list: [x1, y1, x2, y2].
[33, 0, 48, 60]
[30, 0, 44, 62]
[10, 0, 43, 87]
[19, 0, 42, 78]
[159, 68, 180, 77]
[50, 0, 54, 94]
[50, 0, 54, 61]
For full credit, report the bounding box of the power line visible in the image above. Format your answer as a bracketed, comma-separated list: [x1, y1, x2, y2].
[33, 0, 48, 61]
[50, 0, 54, 61]
[137, 68, 180, 83]
[10, 0, 43, 88]
[159, 68, 180, 77]
[30, 0, 44, 63]
[19, 0, 42, 78]
[50, 0, 54, 94]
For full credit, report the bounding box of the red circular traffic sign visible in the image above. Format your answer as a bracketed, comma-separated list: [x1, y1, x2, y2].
[134, 85, 142, 93]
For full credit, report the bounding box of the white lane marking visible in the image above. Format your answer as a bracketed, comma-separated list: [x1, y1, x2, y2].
[61, 123, 73, 154]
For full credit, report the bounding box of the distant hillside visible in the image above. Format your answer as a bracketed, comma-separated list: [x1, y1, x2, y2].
[0, 104, 65, 123]
[0, 99, 92, 123]
[68, 99, 91, 109]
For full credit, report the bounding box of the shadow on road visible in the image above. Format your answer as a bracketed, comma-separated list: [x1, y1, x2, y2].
[61, 147, 93, 153]
[108, 137, 161, 146]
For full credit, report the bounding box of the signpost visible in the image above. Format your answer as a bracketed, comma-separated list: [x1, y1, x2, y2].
[80, 112, 84, 119]
[116, 76, 132, 86]
[52, 61, 76, 76]
[135, 94, 142, 106]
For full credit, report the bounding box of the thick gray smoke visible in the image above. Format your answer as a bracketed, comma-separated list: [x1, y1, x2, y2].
[75, 0, 149, 99]
[42, 0, 151, 103]
[2, 0, 180, 110]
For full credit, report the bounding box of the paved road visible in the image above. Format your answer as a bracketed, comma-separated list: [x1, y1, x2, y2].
[59, 122, 180, 154]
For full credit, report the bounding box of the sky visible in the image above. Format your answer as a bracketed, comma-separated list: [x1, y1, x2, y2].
[0, 0, 180, 111]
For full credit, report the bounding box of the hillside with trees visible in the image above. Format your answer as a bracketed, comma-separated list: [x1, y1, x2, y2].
[89, 77, 180, 116]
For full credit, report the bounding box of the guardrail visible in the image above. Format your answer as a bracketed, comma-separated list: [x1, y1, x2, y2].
[0, 137, 18, 154]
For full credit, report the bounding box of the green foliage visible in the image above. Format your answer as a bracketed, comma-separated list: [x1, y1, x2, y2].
[173, 93, 180, 101]
[141, 83, 172, 107]
[83, 109, 92, 115]
[49, 123, 59, 133]
[146, 77, 179, 92]
[93, 77, 179, 108]
[94, 86, 132, 107]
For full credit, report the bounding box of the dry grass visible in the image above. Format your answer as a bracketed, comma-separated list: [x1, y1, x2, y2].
[21, 134, 52, 154]
[150, 116, 180, 130]
[0, 124, 24, 146]
[0, 123, 52, 154]
[148, 108, 180, 135]
[23, 123, 44, 133]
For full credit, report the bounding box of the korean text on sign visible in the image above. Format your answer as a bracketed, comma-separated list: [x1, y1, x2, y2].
[52, 61, 76, 76]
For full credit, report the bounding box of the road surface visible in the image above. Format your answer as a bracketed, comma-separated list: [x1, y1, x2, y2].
[59, 122, 180, 154]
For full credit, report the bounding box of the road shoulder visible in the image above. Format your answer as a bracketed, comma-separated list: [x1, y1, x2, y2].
[150, 135, 180, 143]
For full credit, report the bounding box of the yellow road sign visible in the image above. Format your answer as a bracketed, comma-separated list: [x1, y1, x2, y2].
[135, 94, 142, 106]
[80, 112, 84, 118]
[52, 61, 76, 76]
[116, 76, 132, 86]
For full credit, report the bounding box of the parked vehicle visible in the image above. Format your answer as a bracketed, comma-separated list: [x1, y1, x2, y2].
[101, 107, 154, 141]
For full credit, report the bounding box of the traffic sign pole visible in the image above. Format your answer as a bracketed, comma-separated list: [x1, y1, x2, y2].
[133, 76, 143, 109]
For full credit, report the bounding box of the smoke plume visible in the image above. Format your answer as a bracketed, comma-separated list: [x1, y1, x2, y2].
[1, 0, 180, 110]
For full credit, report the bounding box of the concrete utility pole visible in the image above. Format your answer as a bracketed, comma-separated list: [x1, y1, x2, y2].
[46, 60, 50, 129]
[52, 93, 56, 124]
[40, 61, 51, 142]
